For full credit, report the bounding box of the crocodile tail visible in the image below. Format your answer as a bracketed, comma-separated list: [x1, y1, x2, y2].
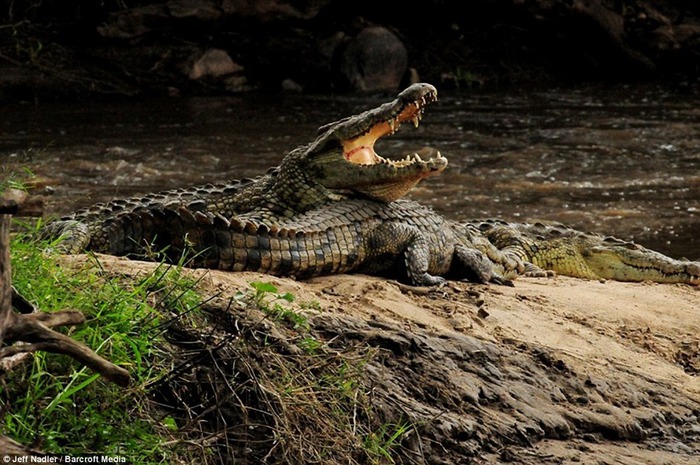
[39, 219, 91, 254]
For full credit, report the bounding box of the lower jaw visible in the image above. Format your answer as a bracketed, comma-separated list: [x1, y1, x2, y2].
[358, 179, 422, 203]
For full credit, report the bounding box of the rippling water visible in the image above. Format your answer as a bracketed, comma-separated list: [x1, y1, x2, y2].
[1, 85, 698, 259]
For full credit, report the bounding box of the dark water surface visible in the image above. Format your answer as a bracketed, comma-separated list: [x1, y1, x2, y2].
[2, 85, 699, 259]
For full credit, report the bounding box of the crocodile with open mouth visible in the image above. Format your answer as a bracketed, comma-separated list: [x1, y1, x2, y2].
[41, 84, 700, 286]
[43, 83, 446, 252]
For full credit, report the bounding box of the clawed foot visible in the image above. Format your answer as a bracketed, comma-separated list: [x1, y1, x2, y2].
[410, 273, 447, 287]
[488, 275, 515, 287]
[523, 262, 556, 278]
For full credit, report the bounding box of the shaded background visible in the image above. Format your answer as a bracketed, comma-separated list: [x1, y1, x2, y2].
[1, 0, 698, 100]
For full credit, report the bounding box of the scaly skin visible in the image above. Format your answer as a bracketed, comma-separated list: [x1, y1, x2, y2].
[92, 199, 523, 286]
[98, 204, 698, 286]
[43, 83, 446, 252]
[41, 177, 259, 253]
[472, 219, 700, 285]
[51, 193, 699, 286]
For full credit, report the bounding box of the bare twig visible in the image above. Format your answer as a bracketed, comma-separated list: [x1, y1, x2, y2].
[1, 189, 130, 387]
[1, 312, 130, 386]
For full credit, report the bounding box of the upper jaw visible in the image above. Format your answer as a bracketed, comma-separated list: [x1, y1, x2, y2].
[340, 83, 438, 167]
[317, 83, 437, 138]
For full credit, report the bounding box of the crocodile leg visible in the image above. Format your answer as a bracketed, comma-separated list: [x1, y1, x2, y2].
[361, 222, 445, 286]
[453, 244, 505, 284]
[363, 222, 499, 286]
[454, 222, 528, 280]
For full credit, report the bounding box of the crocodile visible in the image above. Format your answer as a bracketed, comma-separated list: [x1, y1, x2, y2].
[471, 219, 700, 285]
[40, 80, 700, 286]
[72, 194, 700, 286]
[84, 198, 522, 286]
[42, 83, 446, 252]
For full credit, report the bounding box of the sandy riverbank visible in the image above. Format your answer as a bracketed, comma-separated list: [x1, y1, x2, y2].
[81, 254, 700, 464]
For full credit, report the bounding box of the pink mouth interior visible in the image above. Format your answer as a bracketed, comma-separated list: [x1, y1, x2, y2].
[344, 145, 377, 165]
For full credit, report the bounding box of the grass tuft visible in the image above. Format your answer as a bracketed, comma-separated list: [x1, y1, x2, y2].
[3, 223, 203, 462]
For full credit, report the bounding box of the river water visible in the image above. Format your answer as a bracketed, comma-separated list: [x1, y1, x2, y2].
[1, 85, 699, 260]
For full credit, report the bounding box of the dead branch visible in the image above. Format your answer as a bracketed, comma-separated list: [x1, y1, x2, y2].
[0, 188, 132, 455]
[1, 188, 130, 386]
[0, 310, 130, 386]
[0, 434, 44, 457]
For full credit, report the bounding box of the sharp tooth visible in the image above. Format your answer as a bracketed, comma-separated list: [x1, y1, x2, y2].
[412, 153, 422, 161]
[388, 119, 395, 133]
[436, 151, 443, 159]
[412, 116, 420, 128]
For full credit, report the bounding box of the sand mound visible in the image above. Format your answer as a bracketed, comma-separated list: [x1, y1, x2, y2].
[87, 254, 700, 464]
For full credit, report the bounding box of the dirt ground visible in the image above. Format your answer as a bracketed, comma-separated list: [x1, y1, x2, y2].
[88, 254, 700, 464]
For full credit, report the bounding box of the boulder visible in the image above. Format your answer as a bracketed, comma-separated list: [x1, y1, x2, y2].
[188, 49, 243, 80]
[333, 26, 408, 92]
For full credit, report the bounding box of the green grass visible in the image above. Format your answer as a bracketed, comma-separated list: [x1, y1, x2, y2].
[2, 222, 414, 463]
[3, 223, 204, 462]
[249, 280, 311, 331]
[363, 421, 414, 464]
[0, 168, 33, 193]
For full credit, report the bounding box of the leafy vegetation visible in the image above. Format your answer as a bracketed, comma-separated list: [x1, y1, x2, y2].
[364, 421, 414, 463]
[2, 226, 412, 463]
[3, 225, 203, 463]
